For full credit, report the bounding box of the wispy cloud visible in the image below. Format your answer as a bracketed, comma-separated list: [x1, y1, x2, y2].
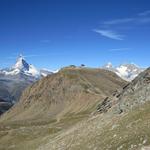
[94, 10, 150, 40]
[103, 10, 150, 26]
[93, 29, 123, 40]
[108, 48, 131, 52]
[103, 18, 135, 25]
[138, 10, 150, 16]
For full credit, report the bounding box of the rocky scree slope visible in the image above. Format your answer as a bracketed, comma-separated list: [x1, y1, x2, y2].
[97, 67, 150, 114]
[115, 67, 150, 113]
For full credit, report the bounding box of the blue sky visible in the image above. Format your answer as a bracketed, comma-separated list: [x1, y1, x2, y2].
[0, 0, 150, 70]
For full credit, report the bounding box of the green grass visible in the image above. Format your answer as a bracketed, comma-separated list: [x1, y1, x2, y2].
[89, 101, 150, 150]
[1, 101, 150, 150]
[37, 101, 150, 150]
[0, 111, 90, 150]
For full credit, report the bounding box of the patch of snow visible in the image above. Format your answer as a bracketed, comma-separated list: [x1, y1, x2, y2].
[105, 62, 113, 69]
[102, 62, 145, 81]
[26, 65, 40, 78]
[116, 65, 128, 77]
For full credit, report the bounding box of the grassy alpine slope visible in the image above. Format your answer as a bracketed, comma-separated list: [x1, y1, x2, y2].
[37, 68, 150, 150]
[4, 67, 150, 150]
[0, 67, 126, 150]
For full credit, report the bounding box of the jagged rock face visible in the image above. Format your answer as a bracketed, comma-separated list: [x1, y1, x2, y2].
[96, 68, 150, 114]
[116, 67, 150, 112]
[97, 97, 112, 113]
[1, 68, 126, 122]
[12, 55, 30, 71]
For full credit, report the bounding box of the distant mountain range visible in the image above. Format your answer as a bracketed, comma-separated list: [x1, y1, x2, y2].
[0, 55, 54, 114]
[0, 55, 146, 115]
[0, 54, 53, 78]
[0, 55, 145, 82]
[102, 62, 145, 81]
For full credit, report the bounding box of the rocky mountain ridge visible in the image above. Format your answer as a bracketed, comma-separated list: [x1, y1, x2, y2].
[0, 67, 126, 122]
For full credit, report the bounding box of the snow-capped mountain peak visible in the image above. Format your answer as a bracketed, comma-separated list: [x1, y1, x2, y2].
[2, 54, 40, 78]
[103, 63, 145, 81]
[0, 55, 48, 78]
[104, 62, 113, 69]
[40, 69, 53, 77]
[12, 54, 30, 71]
[0, 54, 56, 79]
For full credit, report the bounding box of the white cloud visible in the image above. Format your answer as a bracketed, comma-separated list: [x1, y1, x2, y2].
[103, 10, 150, 26]
[93, 29, 123, 40]
[94, 10, 150, 40]
[138, 10, 150, 16]
[108, 48, 130, 52]
[104, 18, 134, 25]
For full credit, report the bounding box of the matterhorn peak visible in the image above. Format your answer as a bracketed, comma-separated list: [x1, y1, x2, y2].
[12, 54, 30, 71]
[0, 54, 54, 78]
[4, 54, 40, 78]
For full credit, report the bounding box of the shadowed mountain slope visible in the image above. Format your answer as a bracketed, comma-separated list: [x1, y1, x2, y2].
[0, 98, 12, 115]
